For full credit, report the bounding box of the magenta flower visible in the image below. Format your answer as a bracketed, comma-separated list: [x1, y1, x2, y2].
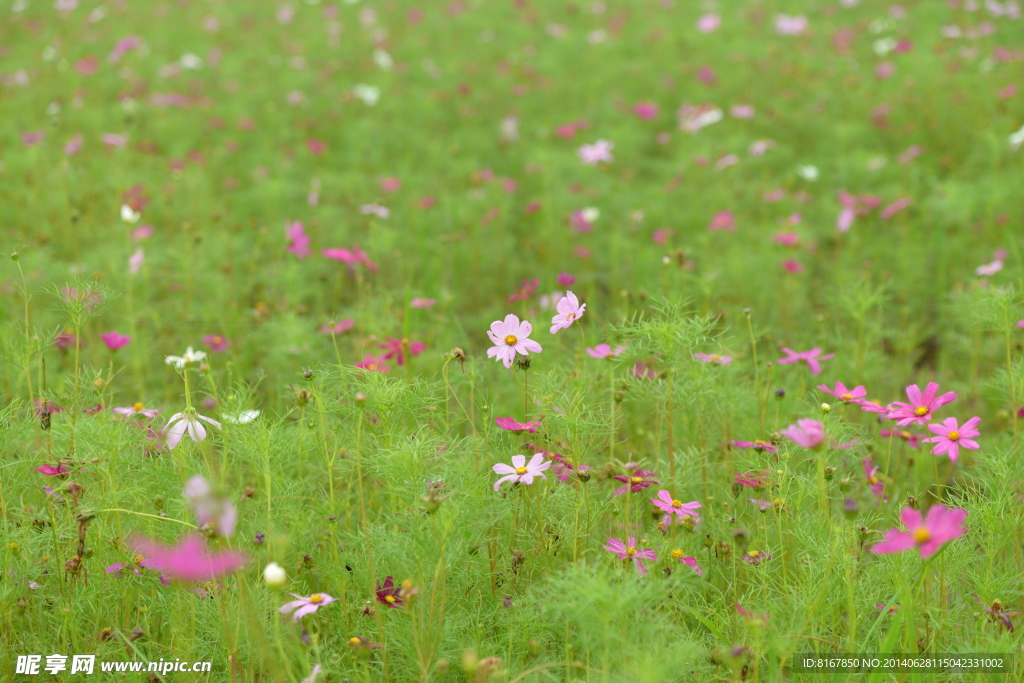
[773, 231, 800, 246]
[880, 428, 923, 449]
[871, 505, 968, 559]
[924, 417, 980, 463]
[379, 177, 401, 193]
[633, 102, 659, 120]
[696, 13, 720, 32]
[732, 440, 776, 453]
[280, 592, 338, 620]
[780, 419, 825, 449]
[492, 453, 551, 491]
[35, 464, 69, 477]
[320, 319, 354, 335]
[743, 549, 772, 565]
[781, 259, 804, 273]
[375, 576, 404, 608]
[132, 225, 154, 241]
[632, 361, 657, 378]
[100, 331, 131, 351]
[106, 558, 170, 586]
[127, 534, 246, 582]
[486, 314, 542, 369]
[603, 537, 657, 576]
[411, 298, 436, 309]
[777, 348, 834, 376]
[651, 490, 701, 525]
[587, 344, 627, 359]
[163, 411, 222, 450]
[887, 382, 957, 425]
[22, 131, 44, 146]
[880, 197, 912, 220]
[864, 458, 886, 501]
[286, 221, 312, 259]
[203, 334, 229, 352]
[508, 278, 539, 302]
[379, 337, 426, 366]
[675, 552, 704, 576]
[734, 471, 769, 489]
[183, 475, 237, 538]
[708, 211, 736, 232]
[113, 403, 161, 419]
[322, 245, 378, 273]
[556, 272, 576, 287]
[64, 134, 83, 155]
[693, 353, 732, 365]
[101, 133, 127, 148]
[354, 354, 390, 372]
[578, 140, 614, 165]
[54, 330, 77, 350]
[817, 382, 867, 402]
[549, 291, 586, 334]
[613, 466, 658, 496]
[495, 417, 542, 434]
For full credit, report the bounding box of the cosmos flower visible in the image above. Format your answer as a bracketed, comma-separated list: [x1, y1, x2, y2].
[223, 410, 260, 425]
[817, 382, 867, 402]
[486, 314, 542, 369]
[163, 411, 222, 450]
[556, 272, 576, 287]
[129, 248, 145, 274]
[492, 453, 551, 491]
[578, 140, 614, 165]
[127, 533, 246, 582]
[379, 337, 426, 366]
[887, 382, 957, 425]
[732, 440, 776, 453]
[322, 245, 378, 273]
[549, 291, 586, 334]
[113, 403, 162, 419]
[693, 353, 732, 365]
[320, 319, 354, 335]
[603, 537, 657, 576]
[508, 278, 539, 302]
[880, 428, 923, 449]
[494, 417, 542, 434]
[613, 466, 658, 496]
[100, 331, 131, 351]
[165, 347, 207, 369]
[203, 334, 229, 352]
[587, 344, 627, 359]
[780, 419, 825, 449]
[650, 490, 701, 525]
[924, 417, 980, 463]
[375, 576, 404, 608]
[286, 221, 312, 259]
[411, 298, 436, 309]
[106, 556, 170, 586]
[183, 475, 237, 537]
[708, 211, 736, 232]
[864, 458, 887, 501]
[871, 505, 967, 559]
[671, 550, 704, 576]
[777, 348, 834, 375]
[280, 593, 338, 620]
[354, 354, 390, 372]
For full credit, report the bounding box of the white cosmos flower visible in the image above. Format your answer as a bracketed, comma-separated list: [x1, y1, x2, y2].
[224, 410, 260, 425]
[353, 84, 380, 106]
[165, 346, 207, 369]
[164, 411, 221, 449]
[796, 165, 819, 181]
[180, 53, 203, 69]
[120, 204, 141, 223]
[1010, 124, 1024, 151]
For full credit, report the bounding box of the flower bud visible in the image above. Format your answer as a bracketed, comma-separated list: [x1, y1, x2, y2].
[354, 392, 367, 405]
[821, 402, 831, 413]
[774, 388, 785, 399]
[838, 477, 852, 492]
[11, 252, 19, 261]
[823, 466, 835, 481]
[303, 369, 314, 381]
[842, 497, 859, 519]
[263, 562, 287, 588]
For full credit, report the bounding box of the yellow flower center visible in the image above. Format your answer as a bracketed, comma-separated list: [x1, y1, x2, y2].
[840, 393, 852, 400]
[631, 476, 644, 484]
[133, 402, 144, 411]
[133, 554, 145, 565]
[754, 440, 766, 446]
[913, 527, 931, 544]
[626, 547, 636, 556]
[309, 594, 324, 604]
[504, 334, 518, 346]
[349, 637, 361, 645]
[868, 476, 878, 484]
[515, 466, 528, 475]
[671, 499, 683, 508]
[670, 549, 684, 559]
[948, 431, 960, 441]
[566, 312, 575, 320]
[710, 354, 720, 360]
[772, 498, 783, 506]
[914, 406, 929, 417]
[748, 550, 760, 558]
[214, 336, 223, 344]
[384, 595, 396, 603]
[900, 431, 911, 439]
[367, 363, 377, 370]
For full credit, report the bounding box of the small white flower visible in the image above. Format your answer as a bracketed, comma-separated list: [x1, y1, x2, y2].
[263, 562, 288, 588]
[165, 346, 207, 369]
[580, 207, 600, 223]
[353, 84, 380, 106]
[224, 410, 261, 425]
[180, 53, 204, 69]
[1009, 124, 1024, 151]
[373, 49, 393, 70]
[873, 36, 897, 55]
[120, 204, 141, 223]
[796, 165, 819, 181]
[163, 411, 221, 449]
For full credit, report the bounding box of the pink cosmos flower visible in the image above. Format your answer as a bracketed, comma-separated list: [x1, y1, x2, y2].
[652, 228, 673, 244]
[730, 104, 755, 119]
[508, 278, 539, 302]
[898, 145, 923, 164]
[379, 177, 401, 193]
[773, 231, 799, 246]
[777, 348, 834, 375]
[132, 225, 154, 241]
[306, 139, 326, 154]
[880, 428, 923, 448]
[864, 458, 886, 501]
[354, 354, 390, 372]
[129, 247, 145, 274]
[735, 471, 769, 489]
[550, 291, 585, 334]
[280, 593, 338, 621]
[320, 319, 354, 335]
[570, 209, 597, 232]
[749, 139, 776, 156]
[675, 553, 704, 576]
[101, 133, 127, 147]
[876, 62, 896, 79]
[775, 14, 808, 35]
[708, 211, 736, 232]
[163, 411, 222, 450]
[106, 558, 170, 586]
[127, 534, 246, 582]
[737, 604, 770, 625]
[556, 272, 575, 287]
[696, 13, 720, 33]
[495, 417, 542, 433]
[817, 382, 867, 402]
[780, 419, 825, 449]
[22, 131, 44, 146]
[100, 331, 131, 351]
[650, 490, 701, 525]
[35, 464, 69, 477]
[183, 475, 237, 538]
[976, 259, 1003, 276]
[880, 197, 912, 220]
[887, 382, 957, 425]
[732, 440, 776, 453]
[113, 403, 161, 419]
[411, 298, 436, 309]
[693, 353, 732, 365]
[64, 134, 83, 155]
[603, 537, 657, 576]
[781, 259, 804, 273]
[109, 36, 141, 63]
[286, 221, 312, 259]
[633, 102, 659, 120]
[924, 417, 980, 463]
[632, 360, 657, 378]
[613, 466, 658, 496]
[586, 344, 627, 359]
[871, 505, 967, 559]
[203, 334, 229, 352]
[578, 140, 614, 165]
[492, 453, 551, 490]
[486, 314, 542, 369]
[322, 245, 378, 273]
[379, 337, 426, 365]
[1018, 320, 1024, 329]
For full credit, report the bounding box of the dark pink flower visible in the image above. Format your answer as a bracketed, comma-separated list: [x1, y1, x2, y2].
[127, 534, 246, 582]
[887, 382, 957, 425]
[652, 228, 673, 244]
[411, 297, 436, 309]
[54, 330, 77, 350]
[306, 139, 326, 154]
[924, 416, 980, 463]
[880, 197, 913, 220]
[781, 259, 804, 273]
[100, 331, 131, 351]
[777, 347, 834, 375]
[734, 471, 769, 489]
[203, 334, 229, 353]
[286, 221, 312, 259]
[495, 417, 542, 433]
[633, 102, 658, 120]
[732, 440, 776, 453]
[880, 428, 923, 449]
[379, 337, 425, 366]
[613, 467, 658, 496]
[708, 211, 735, 232]
[556, 272, 575, 287]
[354, 354, 390, 372]
[773, 231, 799, 246]
[871, 505, 967, 559]
[322, 246, 377, 273]
[22, 131, 44, 146]
[375, 577, 404, 608]
[380, 177, 401, 193]
[864, 458, 887, 501]
[320, 319, 354, 335]
[35, 464, 69, 477]
[603, 537, 657, 576]
[508, 278, 539, 302]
